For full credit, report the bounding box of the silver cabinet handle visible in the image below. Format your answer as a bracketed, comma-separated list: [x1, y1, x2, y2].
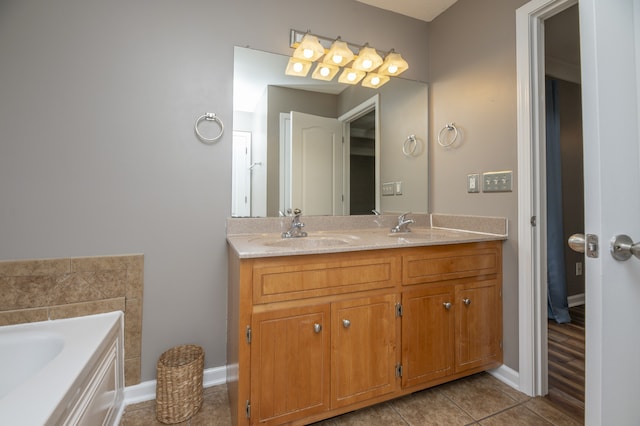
[342, 319, 351, 328]
[463, 298, 471, 305]
[313, 323, 322, 333]
[611, 234, 640, 261]
[443, 302, 452, 310]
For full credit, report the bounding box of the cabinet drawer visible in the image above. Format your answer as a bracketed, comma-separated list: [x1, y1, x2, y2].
[252, 252, 400, 304]
[402, 243, 501, 285]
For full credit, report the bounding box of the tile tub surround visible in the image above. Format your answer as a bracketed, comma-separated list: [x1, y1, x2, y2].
[226, 213, 508, 258]
[0, 254, 143, 386]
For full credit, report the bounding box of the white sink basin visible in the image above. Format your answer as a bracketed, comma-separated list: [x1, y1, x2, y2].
[255, 234, 360, 249]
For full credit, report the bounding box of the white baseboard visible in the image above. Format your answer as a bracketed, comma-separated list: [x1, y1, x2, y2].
[123, 365, 227, 406]
[568, 293, 585, 307]
[489, 364, 520, 392]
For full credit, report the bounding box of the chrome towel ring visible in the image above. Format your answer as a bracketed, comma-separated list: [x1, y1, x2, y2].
[403, 134, 418, 157]
[437, 123, 458, 147]
[195, 113, 224, 144]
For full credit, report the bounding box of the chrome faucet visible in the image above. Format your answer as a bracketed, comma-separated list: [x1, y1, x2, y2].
[390, 211, 415, 233]
[282, 208, 308, 238]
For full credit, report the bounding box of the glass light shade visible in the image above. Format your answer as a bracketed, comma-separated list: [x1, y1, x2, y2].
[352, 46, 383, 72]
[311, 63, 340, 81]
[362, 72, 390, 88]
[292, 34, 325, 62]
[285, 57, 312, 77]
[338, 68, 366, 85]
[378, 52, 409, 76]
[323, 39, 354, 67]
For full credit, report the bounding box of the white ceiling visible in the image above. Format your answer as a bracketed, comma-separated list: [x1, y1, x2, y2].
[355, 0, 459, 22]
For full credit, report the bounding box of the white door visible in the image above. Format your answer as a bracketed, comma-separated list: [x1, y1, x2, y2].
[289, 111, 344, 216]
[231, 130, 252, 217]
[580, 0, 640, 423]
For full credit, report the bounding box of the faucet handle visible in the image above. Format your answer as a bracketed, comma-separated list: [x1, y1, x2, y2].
[398, 211, 412, 221]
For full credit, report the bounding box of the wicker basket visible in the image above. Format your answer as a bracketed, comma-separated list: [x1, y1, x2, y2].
[156, 345, 204, 424]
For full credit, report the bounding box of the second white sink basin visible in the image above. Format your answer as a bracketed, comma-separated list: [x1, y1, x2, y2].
[256, 233, 361, 249]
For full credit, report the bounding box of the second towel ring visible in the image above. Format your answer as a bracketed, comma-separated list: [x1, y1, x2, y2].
[403, 135, 418, 157]
[195, 113, 224, 144]
[437, 123, 458, 147]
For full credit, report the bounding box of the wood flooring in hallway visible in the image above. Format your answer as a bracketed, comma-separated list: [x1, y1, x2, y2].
[547, 304, 585, 422]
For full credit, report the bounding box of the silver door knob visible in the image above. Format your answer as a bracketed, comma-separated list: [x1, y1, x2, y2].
[342, 319, 351, 328]
[611, 234, 640, 261]
[313, 323, 322, 333]
[568, 234, 586, 253]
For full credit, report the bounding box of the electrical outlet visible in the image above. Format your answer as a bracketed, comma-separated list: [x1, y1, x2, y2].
[482, 171, 513, 192]
[467, 174, 480, 193]
[382, 182, 395, 196]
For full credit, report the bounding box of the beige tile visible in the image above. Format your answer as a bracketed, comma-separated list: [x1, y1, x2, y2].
[71, 254, 132, 272]
[391, 387, 476, 425]
[0, 308, 48, 325]
[524, 398, 582, 426]
[49, 297, 125, 319]
[126, 261, 144, 300]
[119, 401, 169, 426]
[125, 298, 143, 357]
[439, 373, 521, 420]
[51, 272, 109, 304]
[0, 275, 55, 310]
[0, 258, 70, 277]
[479, 404, 552, 425]
[325, 401, 407, 425]
[125, 357, 141, 386]
[191, 386, 232, 425]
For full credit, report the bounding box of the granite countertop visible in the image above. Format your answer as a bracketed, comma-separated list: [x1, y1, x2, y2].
[227, 213, 508, 259]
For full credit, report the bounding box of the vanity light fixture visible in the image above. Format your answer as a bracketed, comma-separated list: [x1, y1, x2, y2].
[285, 57, 312, 77]
[292, 33, 325, 62]
[323, 38, 354, 67]
[378, 51, 409, 76]
[351, 45, 383, 72]
[287, 29, 408, 87]
[362, 72, 390, 88]
[312, 62, 340, 81]
[338, 67, 366, 85]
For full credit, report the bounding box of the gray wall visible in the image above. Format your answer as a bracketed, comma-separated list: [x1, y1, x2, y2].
[428, 0, 529, 369]
[0, 0, 429, 381]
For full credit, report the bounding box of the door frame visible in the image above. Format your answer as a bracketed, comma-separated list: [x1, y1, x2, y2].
[515, 0, 578, 397]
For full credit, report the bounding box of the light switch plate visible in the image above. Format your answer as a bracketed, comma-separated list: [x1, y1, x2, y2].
[482, 171, 513, 192]
[382, 182, 395, 196]
[467, 174, 480, 193]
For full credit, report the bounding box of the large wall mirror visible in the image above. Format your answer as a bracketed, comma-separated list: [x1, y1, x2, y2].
[232, 46, 429, 218]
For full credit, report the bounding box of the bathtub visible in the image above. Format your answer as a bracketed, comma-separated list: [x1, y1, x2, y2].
[0, 311, 125, 425]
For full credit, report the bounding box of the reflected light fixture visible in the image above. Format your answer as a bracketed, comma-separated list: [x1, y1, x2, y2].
[338, 68, 366, 85]
[285, 57, 312, 77]
[292, 33, 325, 62]
[323, 38, 354, 67]
[352, 45, 383, 72]
[378, 51, 409, 76]
[362, 72, 390, 88]
[312, 62, 340, 81]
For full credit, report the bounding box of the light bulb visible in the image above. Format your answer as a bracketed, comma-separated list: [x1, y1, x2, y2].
[293, 62, 304, 73]
[303, 48, 314, 59]
[347, 72, 357, 81]
[371, 76, 381, 86]
[388, 64, 398, 74]
[332, 54, 343, 64]
[362, 59, 373, 69]
[320, 66, 330, 77]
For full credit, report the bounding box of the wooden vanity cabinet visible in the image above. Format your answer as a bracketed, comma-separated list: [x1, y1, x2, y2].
[227, 241, 502, 426]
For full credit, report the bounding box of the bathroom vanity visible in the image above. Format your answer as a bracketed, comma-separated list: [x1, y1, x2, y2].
[226, 215, 505, 426]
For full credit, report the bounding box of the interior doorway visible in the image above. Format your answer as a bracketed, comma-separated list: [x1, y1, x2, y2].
[543, 4, 584, 419]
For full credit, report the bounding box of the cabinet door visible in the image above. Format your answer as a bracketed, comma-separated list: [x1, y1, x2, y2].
[455, 279, 502, 373]
[401, 286, 455, 388]
[250, 304, 331, 425]
[331, 294, 399, 408]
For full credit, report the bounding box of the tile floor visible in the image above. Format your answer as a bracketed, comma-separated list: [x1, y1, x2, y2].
[119, 372, 582, 426]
